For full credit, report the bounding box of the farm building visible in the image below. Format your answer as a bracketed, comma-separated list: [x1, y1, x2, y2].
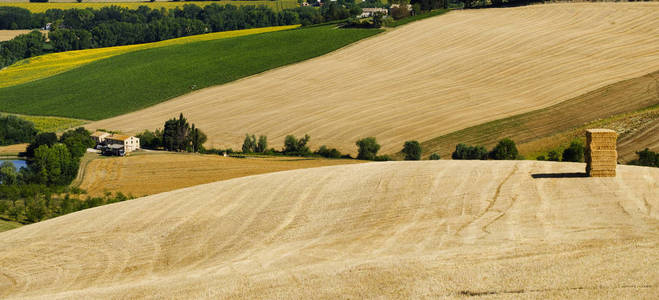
[105, 134, 140, 153]
[91, 132, 140, 156]
[360, 8, 388, 18]
[90, 131, 110, 144]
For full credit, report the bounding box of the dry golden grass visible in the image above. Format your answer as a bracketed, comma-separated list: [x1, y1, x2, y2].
[0, 143, 27, 156]
[0, 161, 657, 298]
[0, 30, 47, 42]
[77, 152, 362, 197]
[89, 3, 659, 155]
[0, 25, 299, 88]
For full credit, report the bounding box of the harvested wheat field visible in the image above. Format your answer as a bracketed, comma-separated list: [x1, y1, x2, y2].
[89, 3, 659, 155]
[1, 161, 657, 298]
[0, 30, 47, 42]
[77, 152, 361, 197]
[0, 143, 26, 156]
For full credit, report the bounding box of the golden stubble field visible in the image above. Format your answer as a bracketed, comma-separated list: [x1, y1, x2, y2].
[77, 152, 362, 197]
[89, 3, 659, 155]
[0, 30, 48, 42]
[1, 161, 657, 298]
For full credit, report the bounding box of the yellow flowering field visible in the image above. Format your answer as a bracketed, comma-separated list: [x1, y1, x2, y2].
[0, 25, 299, 88]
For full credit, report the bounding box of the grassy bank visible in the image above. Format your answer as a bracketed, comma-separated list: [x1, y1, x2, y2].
[0, 26, 382, 120]
[0, 219, 21, 233]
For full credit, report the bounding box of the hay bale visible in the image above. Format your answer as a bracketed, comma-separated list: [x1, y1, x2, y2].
[585, 129, 617, 177]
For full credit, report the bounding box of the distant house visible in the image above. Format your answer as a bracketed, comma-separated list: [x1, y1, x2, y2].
[105, 134, 140, 153]
[91, 132, 140, 156]
[90, 131, 110, 144]
[360, 7, 388, 18]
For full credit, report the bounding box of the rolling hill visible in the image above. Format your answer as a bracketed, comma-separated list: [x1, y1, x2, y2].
[87, 3, 659, 155]
[0, 26, 382, 119]
[1, 161, 657, 298]
[0, 26, 300, 89]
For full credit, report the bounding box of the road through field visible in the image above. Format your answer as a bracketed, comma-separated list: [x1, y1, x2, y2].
[89, 3, 659, 155]
[0, 161, 657, 298]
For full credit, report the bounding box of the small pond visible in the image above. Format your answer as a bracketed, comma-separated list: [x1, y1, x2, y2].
[0, 159, 27, 170]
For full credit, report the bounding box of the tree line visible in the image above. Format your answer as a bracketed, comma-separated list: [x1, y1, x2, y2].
[0, 4, 363, 69]
[137, 113, 207, 153]
[0, 115, 38, 146]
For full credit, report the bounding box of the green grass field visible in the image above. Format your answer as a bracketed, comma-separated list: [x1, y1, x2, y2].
[0, 219, 21, 233]
[0, 26, 382, 120]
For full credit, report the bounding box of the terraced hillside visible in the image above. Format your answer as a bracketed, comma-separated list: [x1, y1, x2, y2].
[1, 161, 657, 298]
[89, 3, 659, 154]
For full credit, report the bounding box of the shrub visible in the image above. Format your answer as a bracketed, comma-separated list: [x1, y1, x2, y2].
[547, 150, 560, 161]
[316, 145, 342, 158]
[402, 140, 422, 160]
[428, 153, 441, 160]
[489, 138, 519, 160]
[356, 137, 380, 160]
[374, 155, 392, 161]
[536, 155, 545, 161]
[630, 148, 659, 167]
[283, 134, 311, 156]
[452, 143, 488, 160]
[561, 141, 585, 162]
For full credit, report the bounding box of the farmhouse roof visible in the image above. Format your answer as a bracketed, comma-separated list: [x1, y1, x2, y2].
[91, 131, 110, 137]
[107, 134, 132, 141]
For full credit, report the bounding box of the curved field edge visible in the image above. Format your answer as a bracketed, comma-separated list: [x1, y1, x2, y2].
[0, 25, 300, 89]
[0, 1, 298, 13]
[0, 26, 382, 120]
[0, 161, 657, 298]
[417, 70, 659, 160]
